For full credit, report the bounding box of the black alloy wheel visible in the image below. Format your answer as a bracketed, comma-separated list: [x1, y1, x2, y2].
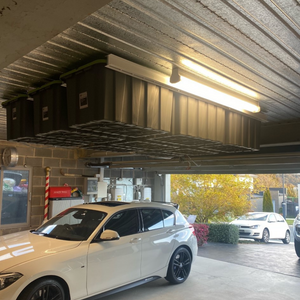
[18, 278, 66, 300]
[165, 247, 192, 284]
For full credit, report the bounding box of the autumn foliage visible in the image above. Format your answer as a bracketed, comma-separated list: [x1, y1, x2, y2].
[253, 174, 280, 193]
[171, 174, 251, 223]
[193, 224, 209, 246]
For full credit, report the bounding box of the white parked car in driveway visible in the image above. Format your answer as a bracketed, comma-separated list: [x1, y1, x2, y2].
[0, 201, 197, 300]
[231, 212, 290, 243]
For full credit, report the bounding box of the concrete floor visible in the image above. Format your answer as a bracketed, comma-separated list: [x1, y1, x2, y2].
[102, 255, 299, 300]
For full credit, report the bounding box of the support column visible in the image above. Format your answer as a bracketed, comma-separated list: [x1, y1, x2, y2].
[164, 174, 171, 203]
[153, 174, 170, 202]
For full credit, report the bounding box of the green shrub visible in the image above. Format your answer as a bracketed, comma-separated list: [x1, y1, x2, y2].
[263, 189, 273, 212]
[207, 223, 239, 244]
[193, 224, 209, 246]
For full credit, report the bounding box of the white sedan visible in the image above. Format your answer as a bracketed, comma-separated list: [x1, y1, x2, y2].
[231, 212, 290, 243]
[0, 201, 197, 300]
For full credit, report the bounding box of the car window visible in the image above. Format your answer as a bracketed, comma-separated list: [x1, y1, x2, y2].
[268, 214, 276, 222]
[141, 209, 163, 231]
[162, 210, 174, 227]
[275, 214, 285, 222]
[34, 208, 106, 241]
[238, 213, 268, 221]
[104, 209, 139, 237]
[175, 210, 187, 225]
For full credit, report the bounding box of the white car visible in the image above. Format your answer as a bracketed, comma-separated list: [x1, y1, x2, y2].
[0, 201, 197, 300]
[293, 214, 300, 257]
[231, 212, 290, 243]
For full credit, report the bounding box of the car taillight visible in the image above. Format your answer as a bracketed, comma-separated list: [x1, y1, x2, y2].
[189, 225, 196, 236]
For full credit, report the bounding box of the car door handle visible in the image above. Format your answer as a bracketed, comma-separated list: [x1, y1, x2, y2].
[167, 229, 176, 234]
[130, 238, 141, 244]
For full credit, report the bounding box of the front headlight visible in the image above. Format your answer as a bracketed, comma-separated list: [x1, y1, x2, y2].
[250, 225, 260, 229]
[0, 272, 23, 290]
[294, 215, 300, 227]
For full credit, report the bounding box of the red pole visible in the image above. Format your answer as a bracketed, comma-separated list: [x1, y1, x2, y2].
[44, 167, 51, 221]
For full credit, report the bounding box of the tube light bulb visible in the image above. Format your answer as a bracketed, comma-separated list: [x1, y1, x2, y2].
[170, 76, 260, 113]
[182, 59, 258, 99]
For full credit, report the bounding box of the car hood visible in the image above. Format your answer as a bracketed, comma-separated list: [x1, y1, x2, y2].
[231, 220, 265, 226]
[0, 231, 82, 272]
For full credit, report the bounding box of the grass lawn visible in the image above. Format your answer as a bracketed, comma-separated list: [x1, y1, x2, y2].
[286, 218, 294, 225]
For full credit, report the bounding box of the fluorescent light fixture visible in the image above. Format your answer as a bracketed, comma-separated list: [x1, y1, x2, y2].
[106, 54, 260, 114]
[181, 59, 258, 99]
[170, 67, 260, 113]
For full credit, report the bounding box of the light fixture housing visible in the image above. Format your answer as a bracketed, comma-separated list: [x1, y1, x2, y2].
[106, 54, 261, 115]
[169, 67, 181, 84]
[169, 68, 260, 113]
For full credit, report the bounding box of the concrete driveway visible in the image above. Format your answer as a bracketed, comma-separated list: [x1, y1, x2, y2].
[198, 241, 300, 277]
[99, 242, 299, 300]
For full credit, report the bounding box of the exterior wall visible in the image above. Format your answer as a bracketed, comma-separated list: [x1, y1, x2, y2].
[250, 190, 282, 213]
[250, 195, 263, 212]
[270, 190, 280, 213]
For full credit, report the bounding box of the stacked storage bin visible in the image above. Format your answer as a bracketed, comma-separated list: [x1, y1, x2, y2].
[2, 95, 34, 141]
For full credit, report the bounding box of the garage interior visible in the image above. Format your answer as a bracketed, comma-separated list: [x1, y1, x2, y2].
[1, 0, 300, 234]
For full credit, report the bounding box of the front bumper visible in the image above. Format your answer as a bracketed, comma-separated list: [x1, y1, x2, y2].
[238, 229, 262, 239]
[235, 225, 262, 239]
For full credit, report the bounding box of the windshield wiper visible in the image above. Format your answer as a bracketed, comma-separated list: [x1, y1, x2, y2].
[30, 230, 44, 235]
[30, 230, 82, 241]
[30, 230, 58, 238]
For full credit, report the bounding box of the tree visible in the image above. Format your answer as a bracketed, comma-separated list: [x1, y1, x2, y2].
[253, 174, 281, 193]
[286, 183, 297, 199]
[253, 173, 298, 199]
[280, 174, 300, 186]
[263, 189, 273, 212]
[171, 174, 251, 223]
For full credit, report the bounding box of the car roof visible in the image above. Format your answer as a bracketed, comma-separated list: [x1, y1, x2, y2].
[73, 201, 178, 214]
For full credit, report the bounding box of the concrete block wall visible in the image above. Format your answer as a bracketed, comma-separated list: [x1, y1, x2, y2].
[0, 142, 158, 236]
[0, 141, 99, 236]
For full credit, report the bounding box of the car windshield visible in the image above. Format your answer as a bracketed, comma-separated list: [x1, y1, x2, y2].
[237, 213, 268, 221]
[32, 208, 107, 241]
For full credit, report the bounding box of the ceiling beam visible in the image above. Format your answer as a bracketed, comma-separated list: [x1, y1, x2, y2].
[261, 121, 300, 147]
[82, 147, 300, 174]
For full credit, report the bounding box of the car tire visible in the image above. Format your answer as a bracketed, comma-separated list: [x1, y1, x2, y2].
[261, 228, 269, 243]
[295, 239, 300, 258]
[18, 278, 66, 300]
[165, 247, 192, 284]
[282, 230, 290, 244]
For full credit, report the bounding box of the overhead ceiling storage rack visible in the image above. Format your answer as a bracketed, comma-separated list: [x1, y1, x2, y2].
[2, 58, 261, 159]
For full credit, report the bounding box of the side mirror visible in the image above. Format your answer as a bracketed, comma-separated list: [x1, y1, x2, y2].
[100, 229, 120, 241]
